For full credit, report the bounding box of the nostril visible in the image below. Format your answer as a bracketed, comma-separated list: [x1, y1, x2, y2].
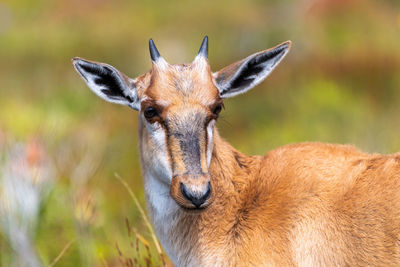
[203, 182, 211, 201]
[180, 182, 212, 208]
[180, 182, 192, 202]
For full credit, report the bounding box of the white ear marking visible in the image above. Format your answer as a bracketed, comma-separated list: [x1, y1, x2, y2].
[72, 57, 140, 110]
[213, 41, 291, 98]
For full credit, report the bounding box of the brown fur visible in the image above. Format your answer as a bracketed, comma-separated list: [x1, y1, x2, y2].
[73, 42, 400, 265]
[136, 59, 400, 266]
[174, 131, 400, 266]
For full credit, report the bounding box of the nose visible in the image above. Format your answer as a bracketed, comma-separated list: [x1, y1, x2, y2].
[180, 182, 211, 208]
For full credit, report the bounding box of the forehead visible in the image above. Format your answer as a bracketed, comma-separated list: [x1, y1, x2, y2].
[143, 63, 220, 107]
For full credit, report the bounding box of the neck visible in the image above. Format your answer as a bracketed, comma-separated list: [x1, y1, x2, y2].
[138, 120, 262, 265]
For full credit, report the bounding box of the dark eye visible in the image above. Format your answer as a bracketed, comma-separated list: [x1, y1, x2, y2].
[213, 104, 223, 116]
[144, 106, 159, 120]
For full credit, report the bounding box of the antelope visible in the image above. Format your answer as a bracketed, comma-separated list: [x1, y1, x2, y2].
[72, 37, 400, 266]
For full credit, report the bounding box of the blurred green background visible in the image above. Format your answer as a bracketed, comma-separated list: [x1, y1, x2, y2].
[0, 0, 400, 266]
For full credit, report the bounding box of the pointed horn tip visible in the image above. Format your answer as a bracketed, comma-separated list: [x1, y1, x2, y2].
[197, 35, 209, 58]
[149, 38, 161, 62]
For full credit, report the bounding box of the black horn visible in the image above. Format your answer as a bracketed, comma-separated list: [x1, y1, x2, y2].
[149, 38, 161, 61]
[197, 36, 208, 58]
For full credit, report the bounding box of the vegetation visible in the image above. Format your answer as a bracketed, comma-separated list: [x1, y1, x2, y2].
[0, 0, 399, 265]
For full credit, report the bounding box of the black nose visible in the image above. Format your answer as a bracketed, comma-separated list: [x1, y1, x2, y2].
[180, 182, 211, 208]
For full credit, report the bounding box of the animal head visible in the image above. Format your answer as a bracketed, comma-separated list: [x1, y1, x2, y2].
[72, 36, 291, 211]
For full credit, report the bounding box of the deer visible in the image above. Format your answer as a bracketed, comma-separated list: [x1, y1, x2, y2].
[72, 37, 400, 266]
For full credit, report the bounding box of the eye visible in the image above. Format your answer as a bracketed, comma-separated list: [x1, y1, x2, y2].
[213, 103, 223, 116]
[144, 106, 159, 121]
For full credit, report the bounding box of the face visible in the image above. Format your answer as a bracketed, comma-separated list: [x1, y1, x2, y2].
[139, 61, 222, 210]
[72, 37, 290, 211]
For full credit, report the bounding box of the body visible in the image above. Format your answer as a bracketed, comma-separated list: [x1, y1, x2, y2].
[73, 37, 400, 266]
[142, 129, 400, 266]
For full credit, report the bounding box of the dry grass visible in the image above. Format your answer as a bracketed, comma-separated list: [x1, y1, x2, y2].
[115, 173, 169, 266]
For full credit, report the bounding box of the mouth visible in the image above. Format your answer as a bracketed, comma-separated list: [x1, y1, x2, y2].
[178, 202, 211, 213]
[175, 199, 213, 214]
[169, 192, 213, 212]
[170, 189, 214, 213]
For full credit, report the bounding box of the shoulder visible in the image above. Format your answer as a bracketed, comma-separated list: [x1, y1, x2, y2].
[259, 142, 372, 185]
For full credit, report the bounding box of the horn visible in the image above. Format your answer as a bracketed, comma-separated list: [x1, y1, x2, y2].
[197, 36, 208, 58]
[149, 38, 161, 62]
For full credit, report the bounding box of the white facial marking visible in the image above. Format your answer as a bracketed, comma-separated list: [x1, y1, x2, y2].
[144, 119, 172, 184]
[206, 119, 216, 167]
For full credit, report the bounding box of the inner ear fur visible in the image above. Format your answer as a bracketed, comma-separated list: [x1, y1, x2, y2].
[72, 57, 140, 110]
[213, 41, 291, 98]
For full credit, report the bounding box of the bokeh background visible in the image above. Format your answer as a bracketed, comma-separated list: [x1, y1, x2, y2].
[0, 0, 400, 265]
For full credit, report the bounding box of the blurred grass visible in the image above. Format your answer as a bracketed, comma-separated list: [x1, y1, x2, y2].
[0, 0, 400, 265]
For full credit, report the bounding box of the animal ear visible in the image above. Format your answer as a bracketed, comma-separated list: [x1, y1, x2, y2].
[72, 57, 140, 110]
[213, 41, 291, 98]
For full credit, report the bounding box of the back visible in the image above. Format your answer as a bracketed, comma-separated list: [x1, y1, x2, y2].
[256, 142, 400, 266]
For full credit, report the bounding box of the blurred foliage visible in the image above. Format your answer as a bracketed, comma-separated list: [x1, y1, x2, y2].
[0, 0, 399, 265]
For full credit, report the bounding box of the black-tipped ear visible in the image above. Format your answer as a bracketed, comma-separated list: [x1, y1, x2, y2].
[213, 41, 291, 98]
[72, 58, 140, 110]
